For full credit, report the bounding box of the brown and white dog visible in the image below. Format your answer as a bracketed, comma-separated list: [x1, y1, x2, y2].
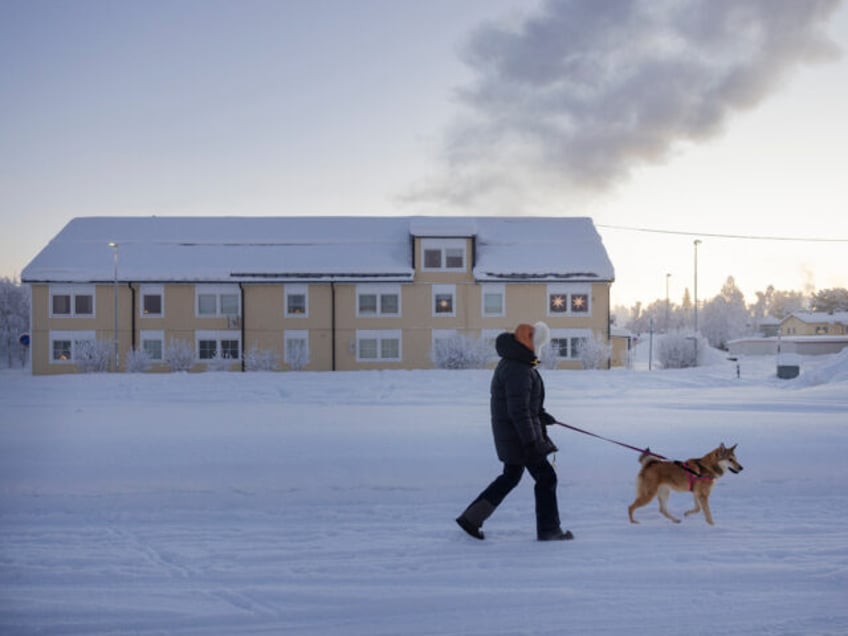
[628, 443, 743, 525]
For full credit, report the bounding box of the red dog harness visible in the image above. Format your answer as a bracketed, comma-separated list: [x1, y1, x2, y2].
[678, 461, 714, 491]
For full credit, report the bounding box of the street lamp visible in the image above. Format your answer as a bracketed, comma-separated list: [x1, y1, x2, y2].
[665, 273, 671, 332]
[108, 242, 119, 372]
[693, 239, 702, 334]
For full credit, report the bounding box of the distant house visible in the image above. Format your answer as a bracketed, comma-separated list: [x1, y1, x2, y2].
[757, 315, 781, 337]
[22, 216, 617, 375]
[780, 312, 848, 336]
[729, 311, 848, 357]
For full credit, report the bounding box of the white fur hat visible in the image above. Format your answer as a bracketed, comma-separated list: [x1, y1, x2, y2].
[533, 321, 551, 354]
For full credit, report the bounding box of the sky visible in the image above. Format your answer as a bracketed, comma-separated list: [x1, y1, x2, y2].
[2, 0, 846, 309]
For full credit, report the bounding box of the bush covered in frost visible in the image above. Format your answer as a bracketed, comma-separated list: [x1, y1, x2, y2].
[75, 339, 114, 373]
[577, 334, 612, 370]
[245, 345, 279, 372]
[657, 333, 709, 368]
[125, 348, 152, 373]
[164, 339, 194, 372]
[431, 335, 491, 369]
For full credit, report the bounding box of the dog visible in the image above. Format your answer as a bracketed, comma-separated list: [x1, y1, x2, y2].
[628, 443, 743, 525]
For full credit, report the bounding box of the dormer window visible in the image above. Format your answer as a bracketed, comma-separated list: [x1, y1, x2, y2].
[421, 239, 466, 271]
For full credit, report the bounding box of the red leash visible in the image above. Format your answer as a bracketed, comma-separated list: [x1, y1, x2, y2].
[553, 420, 667, 460]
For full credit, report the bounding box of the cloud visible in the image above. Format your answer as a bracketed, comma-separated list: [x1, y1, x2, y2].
[407, 0, 842, 212]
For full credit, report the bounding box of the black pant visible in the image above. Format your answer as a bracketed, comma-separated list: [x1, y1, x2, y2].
[474, 460, 561, 533]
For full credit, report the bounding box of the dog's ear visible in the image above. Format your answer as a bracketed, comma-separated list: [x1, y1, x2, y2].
[730, 443, 737, 452]
[720, 442, 726, 451]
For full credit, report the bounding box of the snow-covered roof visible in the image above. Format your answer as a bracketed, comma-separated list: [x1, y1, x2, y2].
[784, 312, 848, 325]
[21, 216, 615, 284]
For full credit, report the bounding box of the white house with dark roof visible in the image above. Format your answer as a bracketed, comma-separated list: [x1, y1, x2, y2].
[22, 216, 618, 374]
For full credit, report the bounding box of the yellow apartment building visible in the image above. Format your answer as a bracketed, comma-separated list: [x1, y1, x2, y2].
[22, 216, 619, 374]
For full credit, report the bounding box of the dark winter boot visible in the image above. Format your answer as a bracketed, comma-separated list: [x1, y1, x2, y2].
[456, 499, 495, 540]
[537, 528, 574, 541]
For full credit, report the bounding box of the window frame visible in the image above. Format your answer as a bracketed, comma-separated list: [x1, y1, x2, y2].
[284, 329, 310, 366]
[356, 329, 402, 362]
[195, 285, 241, 318]
[285, 284, 309, 318]
[49, 330, 96, 364]
[195, 329, 242, 361]
[549, 328, 592, 359]
[49, 284, 96, 318]
[547, 284, 592, 317]
[481, 284, 505, 317]
[140, 329, 165, 361]
[420, 238, 467, 272]
[356, 284, 401, 317]
[432, 284, 457, 318]
[140, 285, 164, 318]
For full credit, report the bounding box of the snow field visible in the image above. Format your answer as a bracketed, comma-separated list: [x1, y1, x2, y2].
[1, 352, 847, 635]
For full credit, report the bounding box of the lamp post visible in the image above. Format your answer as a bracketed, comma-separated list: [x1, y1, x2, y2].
[693, 240, 701, 333]
[665, 272, 671, 332]
[108, 242, 119, 372]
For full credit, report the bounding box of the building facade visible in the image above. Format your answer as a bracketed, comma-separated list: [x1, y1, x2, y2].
[22, 216, 618, 375]
[780, 312, 848, 336]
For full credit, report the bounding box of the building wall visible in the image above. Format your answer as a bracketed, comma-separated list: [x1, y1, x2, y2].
[30, 278, 615, 374]
[28, 232, 615, 374]
[781, 316, 847, 336]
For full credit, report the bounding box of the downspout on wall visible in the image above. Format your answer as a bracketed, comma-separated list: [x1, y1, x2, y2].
[239, 283, 245, 372]
[331, 282, 336, 371]
[129, 283, 136, 352]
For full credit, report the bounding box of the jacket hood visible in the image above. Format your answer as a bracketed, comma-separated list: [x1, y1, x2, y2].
[495, 332, 538, 365]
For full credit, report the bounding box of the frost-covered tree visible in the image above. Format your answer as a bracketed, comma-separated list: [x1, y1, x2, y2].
[810, 288, 848, 313]
[0, 277, 30, 368]
[164, 339, 194, 372]
[699, 276, 751, 350]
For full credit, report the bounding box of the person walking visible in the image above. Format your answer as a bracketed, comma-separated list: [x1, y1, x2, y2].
[456, 322, 573, 541]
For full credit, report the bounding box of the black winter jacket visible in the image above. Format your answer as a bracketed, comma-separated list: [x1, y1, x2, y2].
[489, 332, 555, 464]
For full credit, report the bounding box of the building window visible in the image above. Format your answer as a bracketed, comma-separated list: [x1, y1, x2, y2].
[357, 284, 401, 317]
[285, 284, 308, 317]
[420, 239, 466, 271]
[549, 329, 591, 359]
[284, 330, 310, 369]
[356, 330, 402, 362]
[571, 294, 589, 313]
[50, 285, 95, 318]
[140, 285, 164, 317]
[433, 284, 456, 317]
[140, 330, 164, 361]
[195, 330, 241, 361]
[196, 285, 240, 318]
[481, 284, 505, 317]
[49, 330, 95, 364]
[547, 285, 591, 316]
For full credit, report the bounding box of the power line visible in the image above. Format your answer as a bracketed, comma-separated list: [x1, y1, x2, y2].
[596, 224, 848, 242]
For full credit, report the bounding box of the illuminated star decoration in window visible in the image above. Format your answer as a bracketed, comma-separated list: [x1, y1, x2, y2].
[550, 295, 566, 311]
[572, 295, 586, 311]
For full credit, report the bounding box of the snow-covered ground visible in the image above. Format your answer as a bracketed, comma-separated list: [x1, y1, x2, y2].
[2, 349, 847, 635]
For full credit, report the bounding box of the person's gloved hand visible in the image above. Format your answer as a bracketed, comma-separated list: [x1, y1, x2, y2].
[524, 437, 558, 464]
[539, 411, 556, 426]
